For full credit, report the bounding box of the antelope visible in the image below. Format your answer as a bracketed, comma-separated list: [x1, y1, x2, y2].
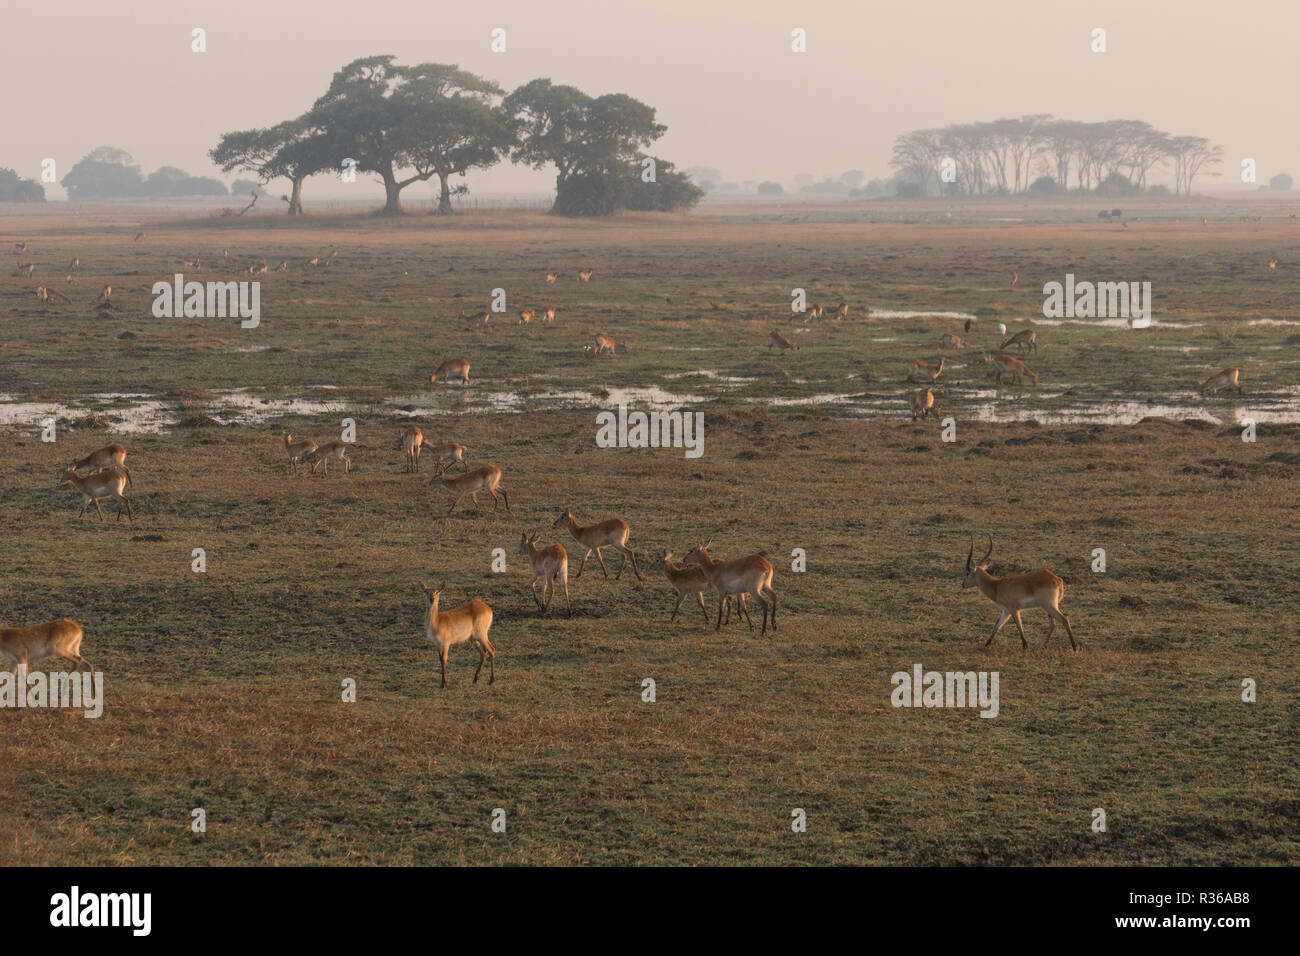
[683, 541, 777, 635]
[577, 268, 593, 282]
[962, 535, 1078, 651]
[95, 285, 113, 307]
[834, 302, 849, 319]
[1199, 368, 1242, 397]
[37, 285, 69, 304]
[1010, 271, 1019, 289]
[304, 440, 350, 477]
[518, 308, 535, 326]
[61, 467, 133, 521]
[134, 231, 146, 241]
[248, 261, 268, 274]
[909, 387, 939, 421]
[806, 303, 825, 320]
[306, 256, 320, 267]
[282, 433, 318, 473]
[543, 306, 556, 323]
[427, 442, 469, 475]
[70, 444, 132, 488]
[183, 257, 202, 270]
[519, 531, 572, 617]
[906, 357, 944, 383]
[1269, 259, 1278, 271]
[546, 272, 559, 284]
[322, 246, 337, 266]
[0, 618, 93, 678]
[1000, 329, 1037, 352]
[399, 425, 423, 473]
[66, 256, 79, 273]
[274, 259, 288, 272]
[11, 241, 27, 254]
[989, 352, 1038, 386]
[649, 550, 722, 626]
[591, 334, 629, 357]
[435, 464, 509, 515]
[16, 262, 35, 277]
[430, 358, 471, 386]
[419, 582, 495, 687]
[553, 511, 642, 580]
[770, 330, 798, 353]
[940, 332, 967, 350]
[465, 310, 491, 327]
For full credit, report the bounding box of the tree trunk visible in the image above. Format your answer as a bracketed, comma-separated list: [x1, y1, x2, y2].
[380, 170, 403, 215]
[288, 176, 305, 215]
[436, 173, 453, 214]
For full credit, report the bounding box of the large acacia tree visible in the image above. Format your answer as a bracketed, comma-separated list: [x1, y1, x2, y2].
[209, 117, 332, 214]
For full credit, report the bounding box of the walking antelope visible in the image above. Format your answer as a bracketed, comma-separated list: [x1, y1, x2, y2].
[519, 532, 572, 617]
[543, 306, 556, 323]
[304, 440, 350, 477]
[435, 464, 509, 515]
[0, 618, 93, 678]
[70, 444, 132, 488]
[962, 535, 1078, 651]
[909, 387, 940, 421]
[430, 358, 471, 386]
[553, 512, 642, 580]
[518, 308, 535, 326]
[426, 442, 469, 475]
[61, 467, 134, 521]
[989, 352, 1038, 386]
[419, 582, 495, 687]
[683, 542, 778, 635]
[906, 357, 945, 383]
[546, 272, 559, 284]
[577, 268, 593, 282]
[649, 550, 729, 626]
[940, 332, 967, 350]
[770, 330, 798, 353]
[283, 433, 318, 473]
[1199, 368, 1242, 397]
[399, 425, 423, 472]
[1000, 329, 1037, 352]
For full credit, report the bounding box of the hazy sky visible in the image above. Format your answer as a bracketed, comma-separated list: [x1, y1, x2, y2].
[3, 0, 1296, 200]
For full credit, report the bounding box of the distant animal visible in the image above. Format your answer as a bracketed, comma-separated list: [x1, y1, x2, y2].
[543, 306, 556, 323]
[1269, 259, 1278, 271]
[770, 330, 798, 353]
[806, 304, 825, 320]
[61, 467, 133, 521]
[418, 581, 495, 688]
[11, 241, 27, 255]
[553, 511, 642, 580]
[399, 425, 423, 473]
[303, 440, 351, 477]
[282, 433, 318, 473]
[650, 550, 720, 626]
[435, 464, 509, 516]
[906, 357, 945, 383]
[430, 358, 471, 386]
[95, 285, 113, 307]
[591, 333, 628, 357]
[66, 257, 79, 273]
[134, 232, 145, 241]
[989, 352, 1038, 386]
[964, 319, 972, 333]
[275, 260, 288, 272]
[909, 388, 939, 421]
[519, 532, 572, 617]
[518, 308, 535, 326]
[997, 322, 1007, 335]
[70, 444, 132, 489]
[0, 618, 93, 678]
[833, 302, 849, 319]
[577, 268, 593, 282]
[426, 442, 469, 475]
[1010, 271, 1019, 288]
[940, 332, 967, 350]
[546, 272, 559, 284]
[682, 542, 777, 635]
[963, 535, 1077, 650]
[1199, 368, 1242, 397]
[16, 263, 35, 277]
[1001, 329, 1037, 352]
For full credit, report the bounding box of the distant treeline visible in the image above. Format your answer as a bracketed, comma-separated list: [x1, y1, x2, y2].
[0, 167, 45, 202]
[57, 147, 228, 201]
[891, 116, 1229, 198]
[209, 55, 702, 217]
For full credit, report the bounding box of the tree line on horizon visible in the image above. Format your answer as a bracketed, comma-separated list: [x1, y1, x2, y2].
[209, 55, 702, 217]
[890, 116, 1239, 198]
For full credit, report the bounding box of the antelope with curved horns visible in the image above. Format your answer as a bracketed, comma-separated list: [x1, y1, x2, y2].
[577, 268, 593, 282]
[427, 442, 469, 476]
[0, 618, 93, 678]
[553, 512, 642, 580]
[1000, 329, 1037, 352]
[963, 535, 1078, 650]
[283, 433, 318, 474]
[649, 550, 731, 626]
[399, 425, 423, 473]
[304, 440, 350, 477]
[909, 387, 940, 421]
[770, 330, 798, 353]
[419, 581, 495, 687]
[70, 444, 132, 489]
[906, 356, 944, 383]
[519, 531, 572, 617]
[431, 358, 471, 386]
[1199, 368, 1242, 397]
[682, 541, 777, 635]
[989, 352, 1038, 386]
[435, 464, 509, 516]
[61, 467, 133, 521]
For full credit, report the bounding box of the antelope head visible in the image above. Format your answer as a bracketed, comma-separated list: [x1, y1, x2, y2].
[963, 534, 993, 588]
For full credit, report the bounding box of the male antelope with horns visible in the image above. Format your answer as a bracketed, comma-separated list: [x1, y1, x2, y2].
[962, 535, 1078, 650]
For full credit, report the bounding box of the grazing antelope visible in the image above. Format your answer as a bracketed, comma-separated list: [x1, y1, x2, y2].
[518, 308, 535, 326]
[770, 330, 798, 353]
[399, 425, 423, 473]
[16, 263, 35, 277]
[304, 440, 350, 477]
[435, 464, 509, 515]
[0, 618, 93, 678]
[963, 535, 1078, 651]
[650, 550, 723, 626]
[577, 268, 593, 282]
[1199, 368, 1242, 397]
[519, 531, 572, 617]
[591, 333, 629, 357]
[683, 541, 777, 635]
[909, 387, 939, 421]
[806, 303, 825, 320]
[906, 357, 944, 383]
[430, 358, 471, 386]
[419, 581, 495, 687]
[70, 444, 132, 489]
[426, 442, 469, 475]
[1000, 329, 1037, 352]
[940, 332, 967, 350]
[248, 261, 268, 274]
[989, 352, 1038, 386]
[61, 467, 133, 521]
[546, 272, 559, 284]
[1010, 271, 1019, 289]
[37, 285, 70, 304]
[282, 433, 318, 473]
[543, 306, 556, 323]
[553, 511, 642, 580]
[95, 285, 113, 307]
